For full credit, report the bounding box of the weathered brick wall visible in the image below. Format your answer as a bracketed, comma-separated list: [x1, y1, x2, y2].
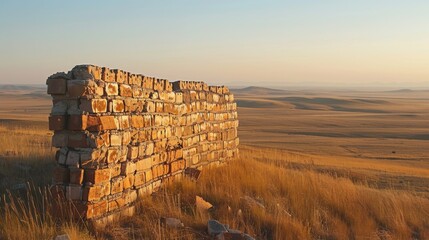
[46, 65, 239, 222]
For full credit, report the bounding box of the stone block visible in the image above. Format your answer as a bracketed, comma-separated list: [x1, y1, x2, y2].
[52, 132, 68, 147]
[66, 185, 82, 201]
[68, 133, 90, 148]
[80, 99, 107, 113]
[66, 150, 80, 167]
[83, 184, 105, 202]
[170, 159, 186, 173]
[49, 115, 66, 130]
[67, 115, 87, 131]
[136, 157, 152, 171]
[111, 99, 125, 112]
[72, 65, 102, 80]
[105, 82, 119, 96]
[132, 86, 144, 98]
[67, 80, 99, 97]
[108, 195, 126, 212]
[113, 69, 128, 83]
[110, 177, 124, 194]
[102, 67, 115, 82]
[52, 166, 69, 184]
[119, 84, 133, 97]
[144, 101, 155, 112]
[127, 146, 139, 160]
[134, 171, 146, 186]
[69, 168, 84, 185]
[87, 200, 108, 219]
[121, 161, 137, 176]
[131, 115, 144, 128]
[107, 147, 119, 164]
[47, 78, 67, 95]
[110, 133, 122, 146]
[124, 190, 138, 204]
[122, 174, 135, 189]
[55, 147, 68, 165]
[84, 168, 111, 184]
[99, 115, 118, 131]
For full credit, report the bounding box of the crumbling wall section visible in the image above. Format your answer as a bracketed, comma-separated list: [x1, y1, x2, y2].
[46, 65, 239, 221]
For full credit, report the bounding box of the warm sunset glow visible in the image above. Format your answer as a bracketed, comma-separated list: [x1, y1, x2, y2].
[0, 1, 428, 89]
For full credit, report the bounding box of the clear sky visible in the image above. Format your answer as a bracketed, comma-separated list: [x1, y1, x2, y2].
[0, 1, 428, 89]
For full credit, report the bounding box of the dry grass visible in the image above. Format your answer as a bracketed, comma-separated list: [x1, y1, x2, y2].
[0, 120, 55, 192]
[0, 184, 92, 240]
[97, 147, 429, 240]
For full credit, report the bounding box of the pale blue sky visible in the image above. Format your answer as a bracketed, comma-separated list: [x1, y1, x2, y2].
[0, 1, 428, 89]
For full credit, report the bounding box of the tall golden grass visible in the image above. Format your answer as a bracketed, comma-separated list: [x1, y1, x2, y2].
[98, 148, 429, 239]
[1, 120, 428, 239]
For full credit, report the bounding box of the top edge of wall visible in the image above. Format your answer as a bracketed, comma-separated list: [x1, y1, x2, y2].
[46, 64, 230, 94]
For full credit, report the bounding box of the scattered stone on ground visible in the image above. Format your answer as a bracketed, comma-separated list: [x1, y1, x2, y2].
[160, 217, 184, 228]
[184, 167, 201, 181]
[207, 219, 255, 240]
[54, 234, 70, 240]
[196, 195, 214, 212]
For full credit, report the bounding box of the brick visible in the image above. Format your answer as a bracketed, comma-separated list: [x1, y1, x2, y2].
[122, 131, 131, 146]
[127, 146, 139, 160]
[87, 200, 108, 219]
[119, 115, 130, 129]
[107, 147, 120, 163]
[110, 177, 124, 194]
[134, 171, 145, 186]
[49, 115, 66, 130]
[136, 157, 152, 171]
[108, 196, 126, 211]
[82, 184, 105, 202]
[47, 78, 67, 95]
[124, 190, 138, 204]
[105, 82, 119, 96]
[52, 132, 68, 147]
[143, 115, 152, 126]
[144, 101, 155, 112]
[72, 65, 102, 80]
[102, 67, 115, 82]
[132, 86, 143, 97]
[66, 150, 80, 167]
[67, 80, 98, 97]
[152, 164, 168, 179]
[119, 84, 133, 97]
[98, 115, 118, 130]
[113, 69, 128, 83]
[155, 102, 163, 112]
[52, 166, 69, 184]
[88, 132, 110, 148]
[123, 174, 135, 189]
[110, 133, 122, 146]
[84, 168, 111, 184]
[66, 185, 82, 201]
[111, 99, 125, 112]
[55, 147, 68, 165]
[69, 168, 84, 184]
[131, 115, 144, 128]
[142, 76, 154, 89]
[68, 133, 89, 148]
[67, 115, 87, 130]
[145, 141, 154, 156]
[121, 161, 136, 175]
[80, 99, 107, 113]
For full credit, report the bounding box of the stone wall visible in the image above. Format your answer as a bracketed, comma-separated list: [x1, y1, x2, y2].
[46, 65, 239, 222]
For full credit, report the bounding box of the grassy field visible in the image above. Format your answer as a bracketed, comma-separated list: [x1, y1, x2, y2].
[0, 85, 428, 239]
